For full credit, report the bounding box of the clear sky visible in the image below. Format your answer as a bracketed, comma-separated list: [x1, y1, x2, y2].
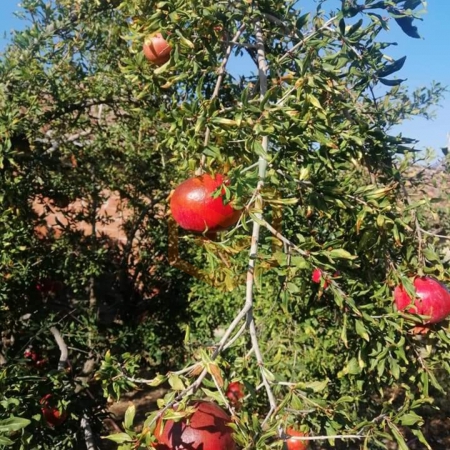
[1, 1, 448, 157]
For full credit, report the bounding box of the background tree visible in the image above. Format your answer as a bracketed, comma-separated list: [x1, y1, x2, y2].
[0, 0, 449, 449]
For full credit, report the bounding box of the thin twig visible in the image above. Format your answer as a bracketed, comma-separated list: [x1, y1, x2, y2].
[259, 218, 308, 256]
[399, 172, 424, 263]
[419, 227, 450, 240]
[198, 23, 247, 174]
[279, 15, 338, 63]
[223, 322, 247, 351]
[283, 434, 365, 442]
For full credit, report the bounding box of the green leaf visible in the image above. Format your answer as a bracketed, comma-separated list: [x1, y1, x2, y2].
[399, 412, 423, 426]
[307, 94, 322, 110]
[0, 436, 14, 446]
[103, 433, 133, 444]
[303, 379, 329, 393]
[252, 140, 269, 159]
[210, 117, 238, 127]
[328, 248, 357, 260]
[388, 422, 408, 450]
[355, 320, 370, 342]
[0, 417, 31, 433]
[411, 428, 432, 450]
[123, 404, 136, 430]
[260, 366, 276, 382]
[168, 374, 185, 391]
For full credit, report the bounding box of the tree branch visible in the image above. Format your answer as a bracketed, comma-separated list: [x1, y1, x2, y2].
[245, 19, 277, 425]
[198, 24, 247, 174]
[81, 415, 97, 450]
[49, 326, 68, 370]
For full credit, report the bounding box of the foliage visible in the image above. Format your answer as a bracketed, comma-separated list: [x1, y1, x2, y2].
[0, 0, 449, 449]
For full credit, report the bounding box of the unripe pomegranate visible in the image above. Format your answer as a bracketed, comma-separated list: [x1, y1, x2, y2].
[394, 276, 450, 324]
[170, 174, 240, 233]
[284, 428, 309, 450]
[154, 400, 236, 450]
[143, 33, 172, 66]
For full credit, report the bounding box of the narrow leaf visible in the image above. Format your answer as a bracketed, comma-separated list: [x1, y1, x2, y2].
[394, 16, 421, 38]
[379, 78, 406, 86]
[377, 56, 407, 77]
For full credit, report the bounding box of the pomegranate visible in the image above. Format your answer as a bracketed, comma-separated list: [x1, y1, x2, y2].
[394, 276, 450, 324]
[40, 394, 67, 427]
[312, 268, 330, 289]
[24, 349, 47, 368]
[225, 381, 244, 408]
[154, 400, 236, 450]
[284, 428, 309, 450]
[143, 33, 172, 66]
[170, 174, 240, 233]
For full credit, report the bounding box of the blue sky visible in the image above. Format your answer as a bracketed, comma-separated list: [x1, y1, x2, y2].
[1, 1, 448, 156]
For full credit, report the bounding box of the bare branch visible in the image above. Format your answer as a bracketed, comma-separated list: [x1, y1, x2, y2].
[419, 227, 450, 240]
[49, 326, 68, 370]
[198, 24, 247, 174]
[245, 19, 277, 425]
[81, 415, 97, 450]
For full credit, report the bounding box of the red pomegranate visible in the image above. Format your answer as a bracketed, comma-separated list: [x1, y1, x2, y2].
[312, 268, 327, 286]
[225, 381, 244, 408]
[394, 276, 450, 324]
[170, 174, 240, 233]
[284, 428, 309, 450]
[312, 268, 331, 289]
[143, 33, 172, 66]
[154, 400, 236, 450]
[24, 349, 47, 368]
[40, 394, 67, 427]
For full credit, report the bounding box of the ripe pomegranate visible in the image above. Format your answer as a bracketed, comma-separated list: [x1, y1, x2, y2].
[170, 174, 240, 233]
[225, 381, 244, 407]
[40, 394, 67, 427]
[284, 428, 309, 450]
[143, 33, 172, 66]
[312, 268, 331, 289]
[394, 276, 450, 324]
[154, 400, 236, 450]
